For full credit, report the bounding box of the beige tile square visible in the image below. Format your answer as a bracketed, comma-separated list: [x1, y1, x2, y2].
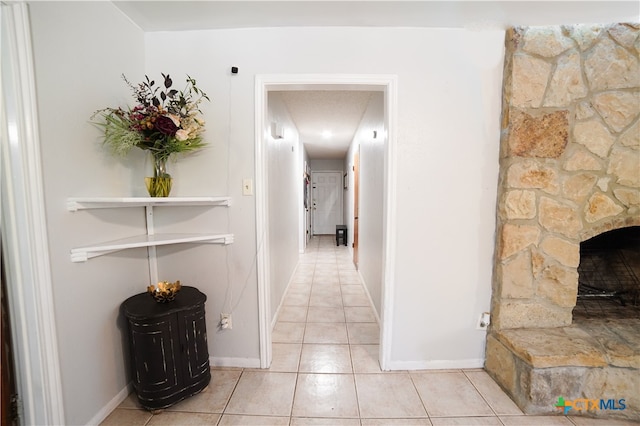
[277, 306, 308, 322]
[344, 306, 377, 322]
[167, 369, 241, 413]
[355, 373, 427, 418]
[347, 323, 380, 344]
[267, 343, 301, 372]
[350, 345, 382, 373]
[219, 414, 290, 425]
[117, 392, 143, 410]
[341, 285, 366, 296]
[100, 408, 152, 426]
[304, 323, 349, 344]
[361, 419, 432, 425]
[299, 344, 353, 373]
[499, 416, 574, 425]
[292, 373, 359, 418]
[309, 294, 343, 308]
[272, 322, 305, 343]
[311, 286, 342, 298]
[292, 418, 361, 425]
[225, 371, 296, 416]
[464, 370, 523, 415]
[283, 291, 310, 307]
[339, 273, 362, 285]
[307, 306, 346, 323]
[147, 412, 221, 425]
[342, 293, 371, 306]
[430, 417, 502, 425]
[412, 371, 494, 417]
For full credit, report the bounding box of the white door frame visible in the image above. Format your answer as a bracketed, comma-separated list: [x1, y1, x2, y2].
[1, 3, 65, 424]
[255, 74, 398, 370]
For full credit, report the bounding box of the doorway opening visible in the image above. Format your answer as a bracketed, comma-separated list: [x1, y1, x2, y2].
[255, 74, 398, 370]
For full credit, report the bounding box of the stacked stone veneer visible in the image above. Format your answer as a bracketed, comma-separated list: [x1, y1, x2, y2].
[485, 24, 639, 419]
[491, 23, 639, 330]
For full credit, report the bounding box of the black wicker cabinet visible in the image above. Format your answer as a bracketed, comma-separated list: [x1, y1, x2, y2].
[122, 286, 211, 410]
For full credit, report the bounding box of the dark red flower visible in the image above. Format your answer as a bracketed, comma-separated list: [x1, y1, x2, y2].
[154, 115, 178, 136]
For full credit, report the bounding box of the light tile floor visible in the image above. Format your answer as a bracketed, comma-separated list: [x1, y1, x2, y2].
[102, 236, 638, 426]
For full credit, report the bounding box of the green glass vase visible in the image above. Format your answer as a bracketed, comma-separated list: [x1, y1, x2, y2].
[145, 155, 172, 197]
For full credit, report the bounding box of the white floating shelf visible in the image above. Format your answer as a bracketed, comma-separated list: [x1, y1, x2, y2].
[70, 233, 234, 263]
[67, 196, 231, 212]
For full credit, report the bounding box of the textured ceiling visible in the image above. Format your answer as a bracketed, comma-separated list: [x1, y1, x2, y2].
[275, 91, 375, 159]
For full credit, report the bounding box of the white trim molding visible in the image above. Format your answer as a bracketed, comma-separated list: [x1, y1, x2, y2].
[254, 74, 398, 372]
[0, 3, 65, 424]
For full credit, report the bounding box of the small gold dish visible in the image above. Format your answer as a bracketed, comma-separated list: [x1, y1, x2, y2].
[147, 280, 182, 303]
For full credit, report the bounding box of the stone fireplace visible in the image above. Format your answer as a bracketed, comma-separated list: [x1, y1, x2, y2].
[485, 24, 639, 420]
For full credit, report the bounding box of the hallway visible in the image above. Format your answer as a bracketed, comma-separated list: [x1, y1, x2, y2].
[102, 236, 634, 425]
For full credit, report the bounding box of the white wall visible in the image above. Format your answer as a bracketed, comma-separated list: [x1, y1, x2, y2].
[267, 92, 303, 323]
[346, 92, 385, 315]
[28, 2, 146, 424]
[310, 158, 344, 171]
[145, 26, 504, 370]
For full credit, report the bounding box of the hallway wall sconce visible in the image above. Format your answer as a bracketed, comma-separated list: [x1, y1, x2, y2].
[270, 122, 284, 139]
[373, 130, 377, 139]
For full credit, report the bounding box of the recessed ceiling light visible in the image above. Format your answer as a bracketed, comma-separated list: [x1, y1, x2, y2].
[321, 130, 332, 139]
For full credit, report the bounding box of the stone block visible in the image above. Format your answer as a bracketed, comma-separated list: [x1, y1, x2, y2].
[511, 55, 552, 107]
[540, 236, 579, 268]
[500, 224, 540, 260]
[608, 146, 640, 187]
[536, 264, 579, 308]
[509, 110, 569, 158]
[562, 173, 597, 204]
[522, 27, 573, 57]
[539, 197, 583, 238]
[507, 160, 559, 194]
[503, 190, 537, 219]
[614, 188, 640, 207]
[494, 301, 571, 329]
[500, 251, 534, 298]
[585, 192, 624, 223]
[566, 24, 604, 51]
[593, 91, 640, 133]
[544, 51, 587, 107]
[485, 334, 517, 395]
[585, 38, 640, 91]
[574, 119, 616, 158]
[619, 120, 639, 149]
[563, 149, 602, 171]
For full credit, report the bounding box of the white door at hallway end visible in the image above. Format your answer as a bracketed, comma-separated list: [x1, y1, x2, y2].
[312, 171, 343, 235]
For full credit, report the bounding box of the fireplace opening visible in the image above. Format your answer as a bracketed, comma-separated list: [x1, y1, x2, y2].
[573, 226, 640, 321]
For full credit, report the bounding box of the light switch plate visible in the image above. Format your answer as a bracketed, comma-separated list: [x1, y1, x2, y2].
[243, 178, 253, 196]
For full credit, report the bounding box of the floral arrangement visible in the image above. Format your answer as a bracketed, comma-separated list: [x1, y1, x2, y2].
[91, 73, 210, 165]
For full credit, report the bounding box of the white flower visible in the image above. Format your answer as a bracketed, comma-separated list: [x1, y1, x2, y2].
[175, 129, 189, 141]
[167, 113, 181, 127]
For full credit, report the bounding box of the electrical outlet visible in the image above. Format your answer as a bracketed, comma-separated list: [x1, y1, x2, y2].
[220, 313, 232, 329]
[476, 312, 490, 330]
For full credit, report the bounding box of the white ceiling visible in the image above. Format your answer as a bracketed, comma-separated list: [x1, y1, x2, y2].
[274, 91, 375, 159]
[114, 1, 639, 32]
[112, 1, 639, 159]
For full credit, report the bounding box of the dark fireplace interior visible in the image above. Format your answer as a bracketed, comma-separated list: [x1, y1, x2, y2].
[573, 226, 640, 321]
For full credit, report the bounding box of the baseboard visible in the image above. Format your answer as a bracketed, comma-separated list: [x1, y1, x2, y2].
[357, 269, 381, 324]
[385, 358, 485, 371]
[86, 382, 132, 426]
[271, 264, 301, 330]
[210, 356, 261, 369]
